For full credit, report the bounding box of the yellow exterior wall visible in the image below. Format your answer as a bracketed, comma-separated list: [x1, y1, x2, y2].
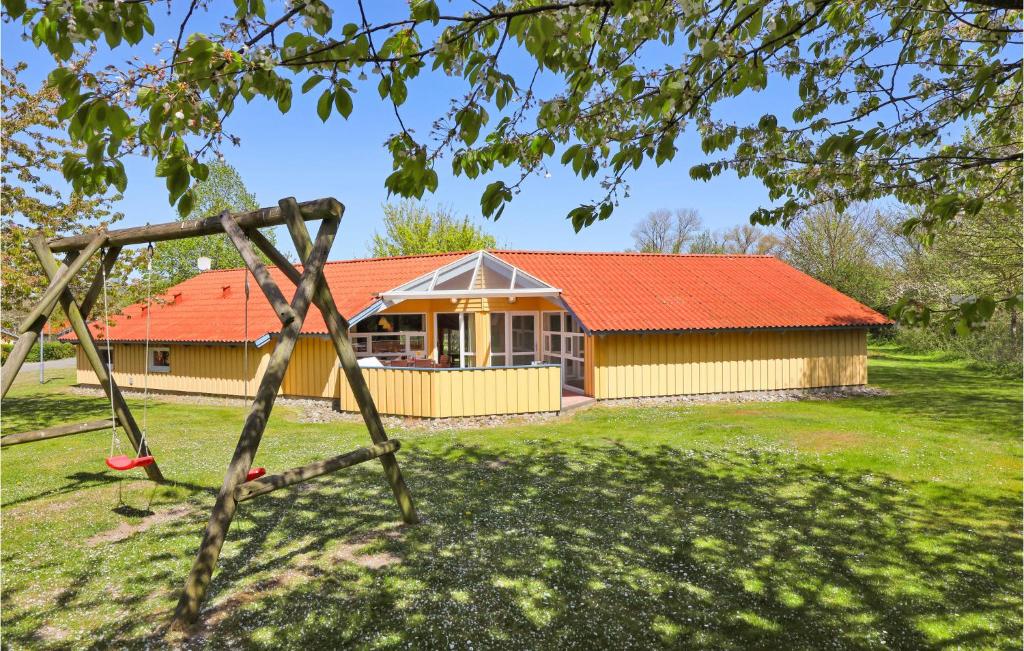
[76, 342, 271, 397]
[281, 336, 342, 399]
[591, 328, 867, 399]
[339, 365, 561, 417]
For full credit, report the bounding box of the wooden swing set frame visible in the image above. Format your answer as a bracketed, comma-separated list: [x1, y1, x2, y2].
[0, 197, 418, 627]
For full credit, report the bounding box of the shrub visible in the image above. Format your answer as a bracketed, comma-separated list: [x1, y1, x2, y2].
[885, 317, 1022, 377]
[0, 341, 75, 364]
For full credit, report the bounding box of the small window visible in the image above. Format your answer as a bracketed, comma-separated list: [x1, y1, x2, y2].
[149, 348, 170, 373]
[99, 347, 115, 371]
[353, 314, 425, 333]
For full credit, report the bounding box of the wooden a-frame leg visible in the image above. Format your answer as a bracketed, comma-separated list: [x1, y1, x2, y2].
[2, 246, 121, 399]
[255, 197, 419, 525]
[2, 250, 79, 398]
[30, 238, 164, 482]
[171, 213, 340, 628]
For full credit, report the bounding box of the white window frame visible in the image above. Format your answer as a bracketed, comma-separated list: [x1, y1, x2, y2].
[542, 311, 586, 391]
[488, 312, 508, 367]
[149, 346, 171, 373]
[349, 313, 427, 360]
[433, 312, 476, 367]
[507, 311, 539, 367]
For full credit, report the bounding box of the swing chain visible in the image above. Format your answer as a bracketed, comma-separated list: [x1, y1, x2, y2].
[138, 242, 154, 457]
[101, 247, 122, 457]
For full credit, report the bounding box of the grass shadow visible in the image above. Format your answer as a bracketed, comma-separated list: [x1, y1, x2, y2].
[5, 440, 1016, 649]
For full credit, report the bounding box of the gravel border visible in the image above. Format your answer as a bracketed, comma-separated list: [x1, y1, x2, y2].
[69, 383, 886, 431]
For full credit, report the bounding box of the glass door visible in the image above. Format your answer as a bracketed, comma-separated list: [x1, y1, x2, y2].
[436, 312, 475, 367]
[436, 313, 461, 367]
[510, 313, 537, 366]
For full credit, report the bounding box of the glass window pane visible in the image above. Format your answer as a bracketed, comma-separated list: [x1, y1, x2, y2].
[398, 314, 425, 331]
[512, 353, 535, 366]
[352, 336, 368, 354]
[463, 314, 475, 354]
[549, 333, 561, 353]
[150, 349, 170, 370]
[490, 313, 506, 353]
[354, 314, 425, 333]
[371, 335, 403, 354]
[545, 312, 561, 332]
[511, 315, 535, 353]
[490, 354, 507, 367]
[408, 335, 425, 353]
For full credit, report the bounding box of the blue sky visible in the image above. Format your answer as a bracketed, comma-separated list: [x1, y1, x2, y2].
[2, 2, 790, 260]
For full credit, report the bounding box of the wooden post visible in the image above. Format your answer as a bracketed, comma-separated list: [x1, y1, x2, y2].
[2, 418, 119, 447]
[19, 232, 107, 333]
[274, 197, 419, 524]
[30, 238, 164, 482]
[1, 327, 43, 399]
[80, 246, 123, 318]
[1, 246, 121, 399]
[172, 211, 340, 627]
[234, 440, 400, 502]
[219, 213, 296, 325]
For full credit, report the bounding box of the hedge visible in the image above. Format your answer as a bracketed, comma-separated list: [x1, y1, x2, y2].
[0, 341, 76, 364]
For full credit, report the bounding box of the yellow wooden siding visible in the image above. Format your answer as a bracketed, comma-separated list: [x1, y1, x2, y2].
[281, 336, 340, 399]
[76, 342, 270, 397]
[592, 329, 867, 399]
[339, 365, 560, 417]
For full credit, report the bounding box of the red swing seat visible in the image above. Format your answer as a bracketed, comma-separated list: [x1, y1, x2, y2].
[246, 467, 266, 481]
[105, 454, 156, 471]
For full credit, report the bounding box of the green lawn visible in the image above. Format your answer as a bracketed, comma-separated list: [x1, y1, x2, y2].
[1, 347, 1020, 649]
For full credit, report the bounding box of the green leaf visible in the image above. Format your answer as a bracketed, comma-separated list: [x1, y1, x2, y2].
[301, 75, 325, 94]
[390, 76, 407, 106]
[316, 89, 333, 122]
[334, 87, 353, 118]
[3, 0, 27, 19]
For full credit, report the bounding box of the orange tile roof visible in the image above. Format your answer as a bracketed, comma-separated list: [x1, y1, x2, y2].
[495, 251, 891, 333]
[64, 250, 889, 343]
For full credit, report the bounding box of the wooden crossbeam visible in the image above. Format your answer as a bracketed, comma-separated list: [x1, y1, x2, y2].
[48, 198, 341, 253]
[234, 440, 401, 502]
[1, 418, 118, 448]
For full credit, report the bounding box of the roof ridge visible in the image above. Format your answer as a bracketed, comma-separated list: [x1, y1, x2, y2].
[491, 249, 777, 258]
[199, 250, 474, 274]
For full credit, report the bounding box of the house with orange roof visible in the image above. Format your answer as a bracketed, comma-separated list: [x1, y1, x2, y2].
[64, 250, 890, 417]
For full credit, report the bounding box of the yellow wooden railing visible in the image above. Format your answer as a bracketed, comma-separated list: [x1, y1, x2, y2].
[339, 364, 562, 418]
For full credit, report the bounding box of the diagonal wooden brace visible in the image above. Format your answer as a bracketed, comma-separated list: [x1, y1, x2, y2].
[219, 212, 296, 325]
[272, 197, 419, 525]
[172, 209, 341, 627]
[28, 238, 163, 482]
[19, 232, 107, 334]
[1, 246, 121, 399]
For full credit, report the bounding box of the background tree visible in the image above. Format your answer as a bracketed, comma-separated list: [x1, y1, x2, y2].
[629, 209, 701, 253]
[780, 204, 887, 306]
[369, 201, 497, 258]
[688, 231, 728, 254]
[722, 224, 782, 255]
[148, 161, 269, 292]
[1, 62, 129, 329]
